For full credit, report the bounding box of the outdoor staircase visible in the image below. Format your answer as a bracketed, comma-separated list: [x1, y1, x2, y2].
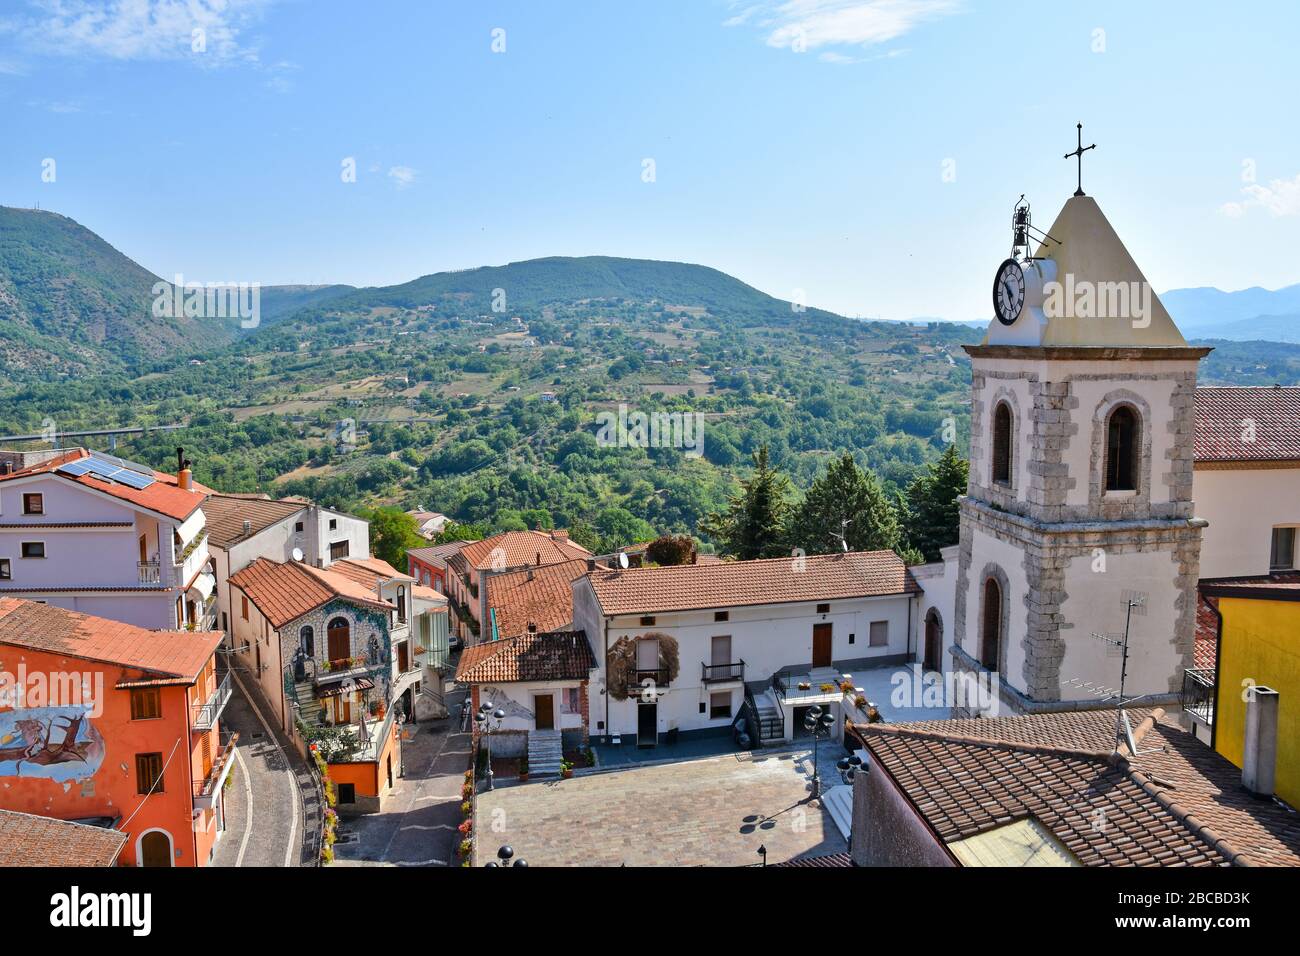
[821, 784, 853, 842]
[293, 679, 324, 728]
[527, 729, 563, 778]
[752, 691, 785, 743]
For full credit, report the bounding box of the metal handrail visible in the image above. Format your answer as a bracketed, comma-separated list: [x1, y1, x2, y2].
[193, 672, 232, 730]
[1181, 667, 1215, 724]
[702, 659, 746, 683]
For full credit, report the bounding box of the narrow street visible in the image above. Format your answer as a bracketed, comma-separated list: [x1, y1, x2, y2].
[211, 664, 320, 867]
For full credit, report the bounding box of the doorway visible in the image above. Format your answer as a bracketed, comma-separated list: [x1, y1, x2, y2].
[534, 694, 555, 730]
[924, 610, 942, 672]
[637, 702, 657, 748]
[138, 830, 173, 867]
[812, 622, 833, 668]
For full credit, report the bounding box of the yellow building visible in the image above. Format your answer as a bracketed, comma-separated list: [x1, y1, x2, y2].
[1199, 576, 1300, 809]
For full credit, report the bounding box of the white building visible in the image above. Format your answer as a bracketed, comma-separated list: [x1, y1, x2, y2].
[0, 447, 214, 630]
[571, 551, 921, 748]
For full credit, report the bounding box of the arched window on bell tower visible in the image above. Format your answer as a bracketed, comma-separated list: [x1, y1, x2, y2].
[991, 401, 1013, 487]
[1105, 405, 1140, 492]
[980, 577, 1002, 671]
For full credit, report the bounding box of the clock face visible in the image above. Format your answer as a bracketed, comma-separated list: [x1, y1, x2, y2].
[993, 258, 1025, 326]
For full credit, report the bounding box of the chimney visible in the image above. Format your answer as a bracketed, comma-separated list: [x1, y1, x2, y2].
[535, 551, 541, 566]
[242, 519, 252, 538]
[1242, 686, 1280, 796]
[0, 461, 12, 476]
[586, 558, 596, 571]
[526, 568, 534, 582]
[176, 446, 193, 491]
[527, 622, 537, 634]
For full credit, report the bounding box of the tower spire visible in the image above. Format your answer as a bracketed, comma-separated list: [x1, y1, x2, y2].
[1063, 123, 1097, 197]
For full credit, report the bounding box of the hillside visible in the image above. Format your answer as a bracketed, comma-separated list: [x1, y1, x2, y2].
[0, 206, 241, 381]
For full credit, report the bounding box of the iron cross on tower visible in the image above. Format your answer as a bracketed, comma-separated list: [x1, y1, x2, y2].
[1064, 123, 1097, 197]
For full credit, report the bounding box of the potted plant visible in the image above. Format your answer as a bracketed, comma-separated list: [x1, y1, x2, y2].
[798, 681, 811, 691]
[560, 759, 574, 779]
[854, 694, 867, 708]
[839, 680, 854, 694]
[819, 682, 835, 693]
[518, 756, 529, 782]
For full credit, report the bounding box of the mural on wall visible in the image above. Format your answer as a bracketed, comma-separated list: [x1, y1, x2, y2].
[0, 706, 106, 783]
[478, 687, 534, 721]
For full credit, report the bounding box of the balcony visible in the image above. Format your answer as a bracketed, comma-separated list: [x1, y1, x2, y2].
[702, 660, 745, 684]
[137, 560, 161, 585]
[193, 732, 239, 813]
[192, 672, 232, 732]
[1182, 667, 1215, 726]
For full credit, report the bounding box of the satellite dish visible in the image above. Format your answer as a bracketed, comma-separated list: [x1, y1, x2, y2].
[617, 552, 629, 570]
[291, 547, 304, 562]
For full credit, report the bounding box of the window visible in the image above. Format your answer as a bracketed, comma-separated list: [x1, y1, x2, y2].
[135, 753, 165, 794]
[299, 625, 314, 657]
[639, 616, 655, 626]
[0, 559, 9, 580]
[20, 541, 44, 559]
[636, 637, 659, 672]
[294, 521, 304, 533]
[240, 595, 249, 621]
[337, 783, 356, 804]
[329, 540, 349, 560]
[710, 692, 732, 720]
[714, 610, 729, 622]
[397, 585, 407, 624]
[1274, 528, 1294, 572]
[992, 401, 1012, 486]
[130, 688, 162, 720]
[1105, 405, 1139, 492]
[21, 493, 43, 515]
[869, 621, 889, 648]
[329, 518, 338, 531]
[816, 603, 830, 614]
[327, 617, 351, 664]
[563, 688, 580, 713]
[981, 578, 1002, 671]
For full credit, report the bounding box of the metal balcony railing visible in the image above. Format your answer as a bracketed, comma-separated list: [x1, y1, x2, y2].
[1181, 667, 1215, 725]
[193, 672, 232, 732]
[193, 732, 239, 811]
[628, 667, 670, 692]
[702, 660, 745, 683]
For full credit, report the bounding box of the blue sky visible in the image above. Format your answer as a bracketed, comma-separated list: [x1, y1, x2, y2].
[1, 0, 1297, 320]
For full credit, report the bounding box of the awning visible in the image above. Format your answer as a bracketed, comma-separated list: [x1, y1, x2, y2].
[316, 677, 374, 699]
[189, 570, 216, 602]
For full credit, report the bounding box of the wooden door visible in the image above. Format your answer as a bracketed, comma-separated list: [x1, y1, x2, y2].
[140, 831, 172, 867]
[397, 641, 409, 672]
[637, 702, 657, 747]
[924, 612, 941, 671]
[534, 694, 554, 730]
[139, 535, 148, 563]
[812, 623, 833, 668]
[327, 621, 351, 663]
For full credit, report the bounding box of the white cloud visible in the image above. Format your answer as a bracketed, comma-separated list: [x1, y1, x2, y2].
[387, 166, 418, 190]
[17, 0, 277, 64]
[731, 0, 959, 53]
[1221, 173, 1300, 218]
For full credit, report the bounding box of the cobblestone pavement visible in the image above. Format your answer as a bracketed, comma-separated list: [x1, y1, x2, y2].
[473, 741, 848, 867]
[211, 666, 317, 867]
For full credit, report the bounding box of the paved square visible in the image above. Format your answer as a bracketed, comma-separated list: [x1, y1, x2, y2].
[474, 742, 848, 867]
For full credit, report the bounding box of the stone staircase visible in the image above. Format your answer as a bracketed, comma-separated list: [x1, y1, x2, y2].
[821, 784, 853, 841]
[527, 729, 563, 777]
[293, 679, 324, 728]
[752, 691, 785, 743]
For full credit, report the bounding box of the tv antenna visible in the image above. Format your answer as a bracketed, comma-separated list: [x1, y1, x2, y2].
[829, 518, 851, 554]
[1078, 594, 1166, 758]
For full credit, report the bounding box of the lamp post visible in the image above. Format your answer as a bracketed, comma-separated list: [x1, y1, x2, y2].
[475, 702, 506, 792]
[484, 844, 528, 868]
[802, 704, 837, 799]
[396, 712, 406, 779]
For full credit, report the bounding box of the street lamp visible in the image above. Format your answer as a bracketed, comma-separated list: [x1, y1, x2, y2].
[396, 712, 406, 779]
[835, 753, 864, 785]
[475, 703, 507, 792]
[484, 844, 528, 867]
[802, 704, 837, 799]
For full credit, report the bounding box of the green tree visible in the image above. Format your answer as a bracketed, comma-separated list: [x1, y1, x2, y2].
[645, 534, 695, 566]
[702, 445, 792, 559]
[903, 444, 969, 561]
[362, 506, 424, 568]
[787, 452, 901, 555]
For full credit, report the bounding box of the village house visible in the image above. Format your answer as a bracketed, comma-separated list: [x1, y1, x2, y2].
[225, 557, 405, 815]
[406, 509, 449, 539]
[481, 557, 588, 641]
[840, 707, 1300, 867]
[571, 550, 921, 749]
[202, 492, 372, 638]
[0, 598, 230, 866]
[0, 447, 215, 631]
[407, 540, 467, 594]
[0, 808, 128, 867]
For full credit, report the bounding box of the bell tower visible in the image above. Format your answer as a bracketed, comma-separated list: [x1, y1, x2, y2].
[953, 153, 1210, 715]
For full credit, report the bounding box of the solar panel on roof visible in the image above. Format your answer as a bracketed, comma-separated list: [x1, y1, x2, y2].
[56, 460, 94, 477]
[60, 454, 158, 490]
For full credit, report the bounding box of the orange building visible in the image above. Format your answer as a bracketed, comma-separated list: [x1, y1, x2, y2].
[0, 597, 230, 867]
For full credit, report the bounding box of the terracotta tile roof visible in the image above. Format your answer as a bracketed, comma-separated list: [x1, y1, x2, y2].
[0, 447, 208, 521]
[586, 550, 920, 616]
[774, 852, 854, 868]
[484, 559, 587, 639]
[1195, 591, 1219, 670]
[330, 556, 411, 588]
[1194, 387, 1300, 462]
[407, 541, 469, 569]
[1201, 572, 1300, 599]
[412, 585, 447, 605]
[454, 629, 595, 683]
[227, 558, 391, 629]
[0, 810, 127, 867]
[458, 530, 592, 571]
[202, 494, 305, 548]
[854, 709, 1300, 867]
[0, 597, 220, 682]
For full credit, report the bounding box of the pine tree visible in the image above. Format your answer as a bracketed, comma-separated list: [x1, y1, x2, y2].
[702, 445, 792, 559]
[787, 452, 901, 555]
[904, 444, 969, 561]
